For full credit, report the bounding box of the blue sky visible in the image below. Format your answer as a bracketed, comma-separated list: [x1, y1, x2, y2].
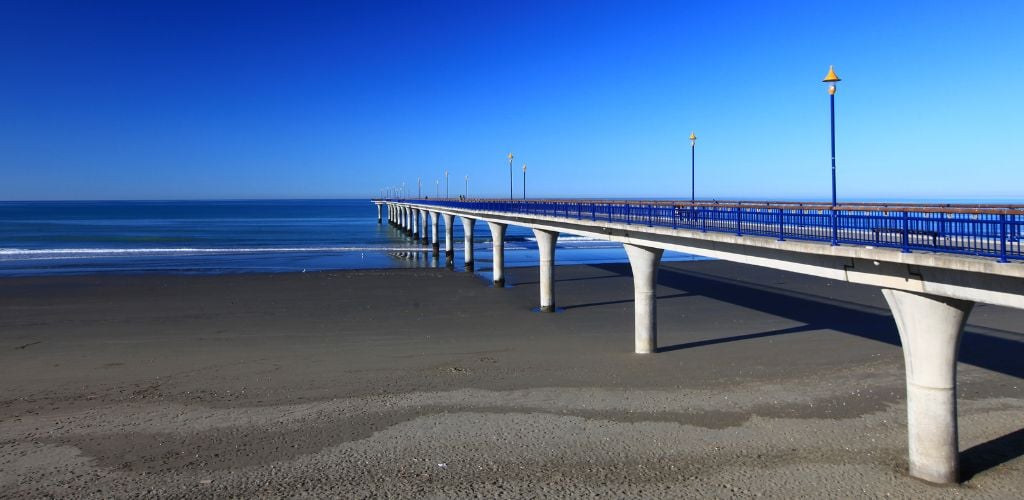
[1, 1, 1021, 201]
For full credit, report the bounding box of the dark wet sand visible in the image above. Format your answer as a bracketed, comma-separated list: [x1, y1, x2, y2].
[1, 261, 1022, 497]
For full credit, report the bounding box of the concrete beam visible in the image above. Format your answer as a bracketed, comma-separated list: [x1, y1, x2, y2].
[624, 244, 664, 354]
[405, 204, 1024, 310]
[461, 216, 476, 270]
[532, 228, 559, 311]
[487, 222, 507, 287]
[882, 289, 974, 484]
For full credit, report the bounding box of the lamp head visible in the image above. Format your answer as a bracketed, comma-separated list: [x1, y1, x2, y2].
[822, 65, 840, 83]
[823, 65, 840, 95]
[689, 131, 697, 146]
[508, 152, 514, 161]
[522, 164, 527, 172]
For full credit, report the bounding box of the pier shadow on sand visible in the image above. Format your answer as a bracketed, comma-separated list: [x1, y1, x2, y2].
[579, 262, 1024, 479]
[580, 262, 1024, 380]
[961, 428, 1024, 481]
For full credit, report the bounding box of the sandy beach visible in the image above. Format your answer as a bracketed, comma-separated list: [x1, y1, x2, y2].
[1, 260, 1022, 498]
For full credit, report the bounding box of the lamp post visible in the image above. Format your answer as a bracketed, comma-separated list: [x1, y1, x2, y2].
[823, 65, 841, 246]
[465, 175, 469, 198]
[445, 170, 449, 199]
[507, 152, 514, 200]
[522, 164, 527, 199]
[689, 131, 697, 204]
[435, 179, 439, 197]
[417, 177, 421, 198]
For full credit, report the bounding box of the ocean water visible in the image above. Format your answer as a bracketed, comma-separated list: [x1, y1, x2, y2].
[0, 199, 704, 277]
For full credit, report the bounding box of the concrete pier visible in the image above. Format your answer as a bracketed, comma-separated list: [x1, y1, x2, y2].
[882, 289, 974, 484]
[487, 222, 507, 287]
[532, 228, 559, 311]
[443, 213, 455, 267]
[461, 216, 475, 270]
[429, 212, 440, 256]
[376, 204, 382, 223]
[411, 209, 419, 240]
[624, 244, 664, 354]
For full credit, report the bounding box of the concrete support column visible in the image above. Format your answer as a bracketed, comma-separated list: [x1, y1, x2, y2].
[443, 213, 455, 267]
[882, 289, 974, 484]
[421, 210, 430, 245]
[411, 209, 419, 239]
[532, 229, 559, 311]
[429, 212, 440, 256]
[376, 204, 382, 223]
[400, 207, 407, 230]
[624, 244, 664, 354]
[461, 216, 476, 270]
[487, 222, 507, 287]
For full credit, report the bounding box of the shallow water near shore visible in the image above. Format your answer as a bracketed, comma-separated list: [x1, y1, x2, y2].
[0, 199, 705, 277]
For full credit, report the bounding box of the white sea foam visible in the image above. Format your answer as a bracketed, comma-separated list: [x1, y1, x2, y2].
[0, 246, 432, 261]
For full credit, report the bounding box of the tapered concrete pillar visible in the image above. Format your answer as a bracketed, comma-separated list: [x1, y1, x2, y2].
[882, 289, 974, 484]
[443, 213, 455, 267]
[429, 212, 440, 256]
[624, 244, 664, 354]
[376, 204, 382, 223]
[411, 209, 419, 240]
[421, 210, 430, 245]
[532, 229, 559, 311]
[461, 216, 475, 270]
[487, 222, 507, 287]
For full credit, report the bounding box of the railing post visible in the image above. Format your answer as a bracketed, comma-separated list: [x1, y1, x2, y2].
[777, 208, 785, 241]
[901, 211, 911, 253]
[999, 213, 1008, 263]
[672, 206, 678, 229]
[647, 204, 653, 227]
[831, 209, 839, 246]
[700, 206, 707, 233]
[591, 203, 596, 221]
[736, 203, 742, 236]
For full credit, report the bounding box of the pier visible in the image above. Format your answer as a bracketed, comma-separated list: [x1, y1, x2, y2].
[375, 198, 1024, 485]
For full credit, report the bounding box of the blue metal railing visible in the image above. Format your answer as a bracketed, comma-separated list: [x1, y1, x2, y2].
[385, 199, 1024, 262]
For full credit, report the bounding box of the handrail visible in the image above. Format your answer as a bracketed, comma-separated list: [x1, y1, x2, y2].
[381, 198, 1024, 262]
[375, 198, 1024, 215]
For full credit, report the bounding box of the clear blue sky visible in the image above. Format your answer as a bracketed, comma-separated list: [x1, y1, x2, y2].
[1, 1, 1021, 201]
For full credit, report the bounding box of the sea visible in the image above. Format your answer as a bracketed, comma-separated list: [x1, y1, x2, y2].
[0, 199, 705, 278]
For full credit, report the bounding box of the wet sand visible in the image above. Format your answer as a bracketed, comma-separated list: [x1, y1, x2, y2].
[1, 260, 1022, 497]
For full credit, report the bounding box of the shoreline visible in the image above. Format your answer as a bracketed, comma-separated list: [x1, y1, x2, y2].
[2, 261, 1022, 497]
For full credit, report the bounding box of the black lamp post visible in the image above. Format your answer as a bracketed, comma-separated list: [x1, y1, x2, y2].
[522, 164, 527, 199]
[689, 131, 697, 204]
[507, 152, 514, 200]
[823, 65, 841, 245]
